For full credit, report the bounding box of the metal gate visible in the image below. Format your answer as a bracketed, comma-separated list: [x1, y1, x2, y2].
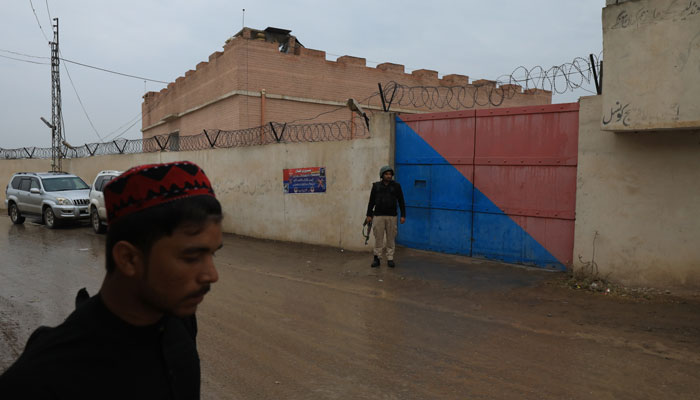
[395, 103, 579, 270]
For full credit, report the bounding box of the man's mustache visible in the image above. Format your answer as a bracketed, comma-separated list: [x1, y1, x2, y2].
[187, 285, 211, 299]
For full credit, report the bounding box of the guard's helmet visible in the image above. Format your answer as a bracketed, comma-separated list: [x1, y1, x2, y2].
[379, 165, 394, 178]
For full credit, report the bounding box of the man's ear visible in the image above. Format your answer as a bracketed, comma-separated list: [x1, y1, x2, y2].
[112, 241, 145, 277]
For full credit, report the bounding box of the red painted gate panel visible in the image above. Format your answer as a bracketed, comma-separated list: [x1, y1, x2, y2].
[473, 104, 579, 266]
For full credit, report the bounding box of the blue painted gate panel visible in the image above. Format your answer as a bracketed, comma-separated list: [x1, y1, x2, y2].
[395, 117, 473, 255]
[428, 208, 472, 254]
[430, 165, 472, 211]
[471, 196, 563, 268]
[398, 206, 430, 249]
[399, 165, 431, 208]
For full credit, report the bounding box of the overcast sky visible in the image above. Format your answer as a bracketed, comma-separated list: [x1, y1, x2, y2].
[0, 0, 604, 149]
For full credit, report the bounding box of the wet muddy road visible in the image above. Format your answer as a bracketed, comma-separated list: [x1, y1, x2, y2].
[2, 217, 700, 399]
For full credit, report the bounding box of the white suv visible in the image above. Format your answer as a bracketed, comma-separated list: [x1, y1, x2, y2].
[89, 170, 122, 233]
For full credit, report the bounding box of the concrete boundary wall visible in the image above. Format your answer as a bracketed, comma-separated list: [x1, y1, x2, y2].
[601, 0, 700, 131]
[574, 96, 700, 290]
[1, 113, 394, 251]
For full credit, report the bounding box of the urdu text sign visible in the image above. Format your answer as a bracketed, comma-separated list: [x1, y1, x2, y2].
[283, 167, 326, 194]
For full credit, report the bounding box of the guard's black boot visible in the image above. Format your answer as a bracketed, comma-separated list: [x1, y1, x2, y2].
[387, 260, 395, 268]
[371, 256, 380, 268]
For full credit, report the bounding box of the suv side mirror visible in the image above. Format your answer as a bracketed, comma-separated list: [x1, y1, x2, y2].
[30, 188, 41, 194]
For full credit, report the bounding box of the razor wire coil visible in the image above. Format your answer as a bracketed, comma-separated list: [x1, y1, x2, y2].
[373, 55, 602, 111]
[0, 118, 368, 160]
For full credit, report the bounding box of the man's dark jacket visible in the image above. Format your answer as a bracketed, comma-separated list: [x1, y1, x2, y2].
[366, 180, 406, 218]
[0, 294, 200, 399]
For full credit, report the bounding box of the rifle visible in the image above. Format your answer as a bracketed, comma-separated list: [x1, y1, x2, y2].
[362, 219, 373, 245]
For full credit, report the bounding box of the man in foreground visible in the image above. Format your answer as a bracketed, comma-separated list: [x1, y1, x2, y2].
[365, 165, 406, 268]
[0, 161, 222, 399]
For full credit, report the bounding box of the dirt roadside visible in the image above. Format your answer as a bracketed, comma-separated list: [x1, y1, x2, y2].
[1, 218, 699, 399]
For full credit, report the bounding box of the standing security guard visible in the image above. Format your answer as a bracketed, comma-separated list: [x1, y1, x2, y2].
[365, 165, 406, 268]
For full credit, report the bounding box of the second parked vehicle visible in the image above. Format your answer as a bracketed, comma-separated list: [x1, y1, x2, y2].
[89, 170, 123, 233]
[5, 172, 91, 228]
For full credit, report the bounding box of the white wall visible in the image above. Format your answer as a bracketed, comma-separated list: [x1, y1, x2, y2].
[574, 96, 700, 290]
[1, 114, 394, 251]
[601, 0, 700, 131]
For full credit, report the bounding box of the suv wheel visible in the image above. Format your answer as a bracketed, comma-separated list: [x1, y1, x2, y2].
[44, 207, 58, 229]
[91, 207, 106, 234]
[9, 203, 25, 224]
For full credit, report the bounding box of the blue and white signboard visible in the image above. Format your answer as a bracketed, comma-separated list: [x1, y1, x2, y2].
[283, 167, 326, 194]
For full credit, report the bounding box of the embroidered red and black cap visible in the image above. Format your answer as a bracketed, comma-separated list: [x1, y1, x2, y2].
[103, 161, 215, 223]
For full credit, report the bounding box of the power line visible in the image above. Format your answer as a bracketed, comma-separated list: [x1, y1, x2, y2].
[62, 59, 104, 142]
[0, 53, 48, 65]
[28, 0, 51, 44]
[0, 48, 168, 83]
[0, 48, 48, 59]
[102, 112, 141, 140]
[111, 117, 143, 140]
[104, 92, 169, 141]
[1, 49, 136, 143]
[59, 58, 169, 83]
[102, 111, 144, 141]
[45, 0, 52, 23]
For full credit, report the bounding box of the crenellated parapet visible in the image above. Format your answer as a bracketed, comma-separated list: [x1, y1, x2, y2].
[142, 26, 551, 135]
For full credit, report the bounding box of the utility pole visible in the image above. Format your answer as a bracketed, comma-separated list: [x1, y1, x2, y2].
[49, 18, 64, 172]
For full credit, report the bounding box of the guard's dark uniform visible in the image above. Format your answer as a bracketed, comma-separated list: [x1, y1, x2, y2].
[366, 180, 406, 218]
[366, 176, 406, 264]
[0, 294, 200, 399]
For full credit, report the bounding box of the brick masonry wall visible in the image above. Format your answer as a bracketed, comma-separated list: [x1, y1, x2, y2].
[142, 33, 551, 138]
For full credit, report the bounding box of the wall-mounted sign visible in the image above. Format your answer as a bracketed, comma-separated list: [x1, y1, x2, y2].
[283, 167, 326, 194]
